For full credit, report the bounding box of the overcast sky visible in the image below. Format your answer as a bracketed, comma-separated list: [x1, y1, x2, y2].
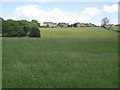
[0, 1, 118, 25]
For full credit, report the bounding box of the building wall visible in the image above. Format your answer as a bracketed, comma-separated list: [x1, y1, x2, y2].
[43, 22, 57, 28]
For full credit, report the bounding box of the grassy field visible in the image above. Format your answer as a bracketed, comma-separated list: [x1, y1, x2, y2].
[2, 27, 118, 88]
[106, 26, 119, 31]
[111, 26, 118, 30]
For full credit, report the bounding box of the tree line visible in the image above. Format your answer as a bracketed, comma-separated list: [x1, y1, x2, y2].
[1, 18, 40, 37]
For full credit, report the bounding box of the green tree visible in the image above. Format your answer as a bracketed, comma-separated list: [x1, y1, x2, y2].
[31, 20, 40, 27]
[29, 27, 41, 37]
[101, 17, 109, 28]
[70, 24, 74, 28]
[2, 19, 16, 37]
[46, 24, 49, 28]
[17, 20, 32, 36]
[2, 19, 41, 37]
[57, 22, 66, 28]
[0, 18, 3, 35]
[2, 19, 25, 37]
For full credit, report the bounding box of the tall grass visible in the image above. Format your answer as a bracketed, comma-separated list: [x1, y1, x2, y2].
[2, 27, 118, 88]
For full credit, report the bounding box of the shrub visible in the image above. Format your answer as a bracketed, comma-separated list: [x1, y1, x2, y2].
[29, 27, 41, 38]
[2, 19, 40, 37]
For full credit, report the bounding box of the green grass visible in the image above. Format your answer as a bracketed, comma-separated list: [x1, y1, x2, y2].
[106, 26, 120, 30]
[111, 26, 118, 30]
[41, 27, 117, 39]
[2, 27, 118, 88]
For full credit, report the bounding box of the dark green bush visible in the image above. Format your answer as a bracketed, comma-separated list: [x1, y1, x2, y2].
[29, 27, 41, 38]
[2, 19, 40, 37]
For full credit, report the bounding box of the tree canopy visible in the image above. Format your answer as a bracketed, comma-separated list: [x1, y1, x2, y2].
[57, 22, 67, 28]
[29, 27, 41, 37]
[1, 18, 41, 37]
[101, 17, 109, 27]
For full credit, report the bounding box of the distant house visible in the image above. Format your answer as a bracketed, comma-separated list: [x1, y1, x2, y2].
[82, 23, 88, 27]
[43, 22, 57, 28]
[105, 24, 115, 27]
[52, 23, 57, 28]
[75, 22, 81, 27]
[115, 24, 120, 26]
[74, 22, 96, 27]
[88, 23, 96, 27]
[43, 22, 97, 28]
[109, 24, 114, 26]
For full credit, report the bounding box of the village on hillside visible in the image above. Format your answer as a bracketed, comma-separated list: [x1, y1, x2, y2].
[42, 22, 116, 28]
[43, 22, 97, 28]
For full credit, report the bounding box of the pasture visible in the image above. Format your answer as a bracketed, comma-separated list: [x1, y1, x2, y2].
[2, 27, 118, 88]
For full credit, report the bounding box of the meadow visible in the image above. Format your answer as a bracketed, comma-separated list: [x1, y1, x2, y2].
[2, 27, 118, 88]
